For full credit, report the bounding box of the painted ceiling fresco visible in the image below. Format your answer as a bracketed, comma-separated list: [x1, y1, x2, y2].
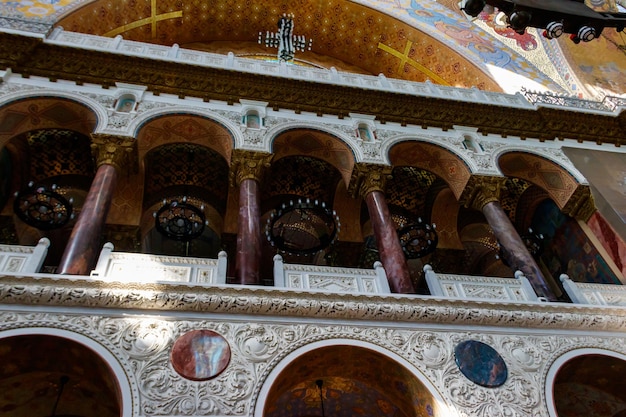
[1, 0, 625, 98]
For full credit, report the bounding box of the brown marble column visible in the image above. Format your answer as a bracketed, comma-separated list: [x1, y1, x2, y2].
[462, 176, 556, 300]
[350, 164, 414, 294]
[230, 150, 271, 285]
[58, 134, 136, 275]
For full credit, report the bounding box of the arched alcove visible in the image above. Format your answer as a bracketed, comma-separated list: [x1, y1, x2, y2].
[257, 341, 448, 417]
[548, 350, 626, 417]
[0, 333, 123, 417]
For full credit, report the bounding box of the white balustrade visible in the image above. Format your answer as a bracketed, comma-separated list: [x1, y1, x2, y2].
[273, 254, 390, 294]
[90, 242, 227, 285]
[561, 274, 626, 306]
[424, 264, 543, 302]
[40, 28, 620, 113]
[0, 238, 50, 274]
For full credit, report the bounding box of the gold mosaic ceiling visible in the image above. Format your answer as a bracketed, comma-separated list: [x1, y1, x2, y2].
[56, 0, 501, 90]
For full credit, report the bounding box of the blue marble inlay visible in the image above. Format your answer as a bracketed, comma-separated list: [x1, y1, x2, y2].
[454, 340, 508, 387]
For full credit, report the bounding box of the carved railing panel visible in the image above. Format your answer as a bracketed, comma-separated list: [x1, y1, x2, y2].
[274, 255, 390, 294]
[90, 243, 227, 285]
[425, 265, 541, 302]
[0, 238, 49, 274]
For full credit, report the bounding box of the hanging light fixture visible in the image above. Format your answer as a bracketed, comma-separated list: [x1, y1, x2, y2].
[153, 196, 208, 242]
[397, 217, 438, 259]
[265, 198, 340, 256]
[316, 379, 326, 417]
[13, 181, 74, 230]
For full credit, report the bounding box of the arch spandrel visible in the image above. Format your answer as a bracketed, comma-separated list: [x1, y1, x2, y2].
[388, 141, 472, 200]
[271, 129, 356, 188]
[135, 114, 235, 163]
[497, 151, 579, 209]
[0, 97, 99, 149]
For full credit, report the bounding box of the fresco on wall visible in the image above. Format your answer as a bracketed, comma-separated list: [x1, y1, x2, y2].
[533, 199, 620, 285]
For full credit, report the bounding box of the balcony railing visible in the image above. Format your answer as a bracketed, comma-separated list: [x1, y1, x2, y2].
[2, 241, 625, 306]
[424, 264, 546, 302]
[561, 274, 626, 306]
[0, 238, 50, 274]
[90, 242, 228, 285]
[40, 28, 626, 115]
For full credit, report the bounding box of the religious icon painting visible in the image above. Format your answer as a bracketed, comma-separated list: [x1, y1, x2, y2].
[454, 340, 508, 387]
[170, 329, 231, 381]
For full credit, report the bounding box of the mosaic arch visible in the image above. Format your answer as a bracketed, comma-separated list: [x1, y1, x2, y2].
[0, 96, 99, 149]
[272, 128, 356, 187]
[497, 151, 579, 210]
[134, 114, 235, 163]
[255, 339, 450, 417]
[546, 348, 626, 417]
[388, 140, 472, 199]
[0, 327, 135, 417]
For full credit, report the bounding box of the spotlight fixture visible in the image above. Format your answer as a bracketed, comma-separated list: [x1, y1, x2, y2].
[461, 0, 626, 44]
[397, 217, 438, 259]
[265, 198, 340, 256]
[508, 10, 532, 33]
[461, 0, 487, 17]
[542, 21, 564, 38]
[153, 196, 208, 242]
[13, 181, 74, 230]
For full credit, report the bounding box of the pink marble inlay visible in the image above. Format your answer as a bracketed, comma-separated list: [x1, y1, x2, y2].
[171, 330, 231, 381]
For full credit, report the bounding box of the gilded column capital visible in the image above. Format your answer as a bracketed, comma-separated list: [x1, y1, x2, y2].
[229, 149, 272, 187]
[90, 133, 137, 176]
[460, 175, 508, 211]
[348, 163, 393, 198]
[562, 185, 596, 221]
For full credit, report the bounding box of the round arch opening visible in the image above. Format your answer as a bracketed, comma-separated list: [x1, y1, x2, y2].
[0, 331, 127, 417]
[548, 349, 626, 417]
[257, 341, 449, 417]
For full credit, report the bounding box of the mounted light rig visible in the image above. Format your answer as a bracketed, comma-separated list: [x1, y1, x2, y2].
[461, 0, 626, 43]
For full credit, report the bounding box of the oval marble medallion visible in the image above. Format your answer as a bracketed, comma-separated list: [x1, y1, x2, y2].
[454, 340, 507, 387]
[171, 330, 231, 381]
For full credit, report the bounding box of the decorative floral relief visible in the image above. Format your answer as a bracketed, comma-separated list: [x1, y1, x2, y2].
[0, 311, 625, 416]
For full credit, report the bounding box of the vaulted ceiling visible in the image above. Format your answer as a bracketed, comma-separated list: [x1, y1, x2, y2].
[0, 0, 607, 97]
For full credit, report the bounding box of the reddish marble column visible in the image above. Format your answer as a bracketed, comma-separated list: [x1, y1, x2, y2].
[482, 201, 556, 300]
[365, 190, 415, 294]
[236, 178, 261, 285]
[58, 164, 117, 275]
[231, 150, 271, 285]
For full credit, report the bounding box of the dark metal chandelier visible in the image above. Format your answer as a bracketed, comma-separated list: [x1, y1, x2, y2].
[397, 217, 438, 259]
[153, 196, 208, 242]
[265, 198, 340, 256]
[258, 13, 312, 63]
[13, 181, 74, 230]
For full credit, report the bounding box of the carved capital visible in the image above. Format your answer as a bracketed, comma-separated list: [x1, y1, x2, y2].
[90, 133, 137, 176]
[348, 163, 393, 198]
[229, 149, 272, 187]
[562, 185, 596, 221]
[460, 175, 507, 211]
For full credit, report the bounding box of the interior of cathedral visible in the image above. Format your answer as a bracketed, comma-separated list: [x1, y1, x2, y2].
[1, 1, 626, 417]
